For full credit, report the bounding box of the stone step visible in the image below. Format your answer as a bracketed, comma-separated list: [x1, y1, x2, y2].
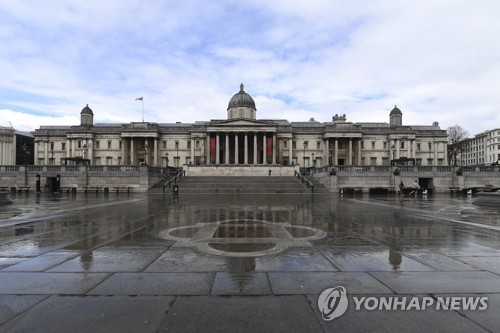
[165, 176, 313, 194]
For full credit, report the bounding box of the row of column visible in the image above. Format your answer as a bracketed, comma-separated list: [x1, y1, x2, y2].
[324, 138, 362, 166]
[206, 132, 280, 165]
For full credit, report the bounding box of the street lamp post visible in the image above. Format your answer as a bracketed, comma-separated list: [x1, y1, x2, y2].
[50, 141, 54, 165]
[175, 141, 179, 168]
[428, 142, 432, 165]
[303, 142, 306, 167]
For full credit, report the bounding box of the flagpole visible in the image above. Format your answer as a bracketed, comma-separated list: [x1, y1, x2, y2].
[142, 98, 144, 122]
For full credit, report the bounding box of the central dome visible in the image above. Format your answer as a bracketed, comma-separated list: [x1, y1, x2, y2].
[227, 83, 256, 110]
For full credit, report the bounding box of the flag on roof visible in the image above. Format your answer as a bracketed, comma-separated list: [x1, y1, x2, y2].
[135, 97, 143, 101]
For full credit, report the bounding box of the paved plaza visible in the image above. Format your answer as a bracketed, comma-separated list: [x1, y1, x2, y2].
[0, 189, 500, 332]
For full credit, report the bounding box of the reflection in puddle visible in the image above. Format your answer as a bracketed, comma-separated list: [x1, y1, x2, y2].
[209, 243, 276, 252]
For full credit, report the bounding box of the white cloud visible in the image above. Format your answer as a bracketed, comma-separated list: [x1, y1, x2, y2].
[1, 0, 499, 135]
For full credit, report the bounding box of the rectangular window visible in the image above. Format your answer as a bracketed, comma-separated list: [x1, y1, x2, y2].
[417, 143, 421, 151]
[400, 141, 405, 149]
[292, 141, 297, 149]
[61, 142, 66, 150]
[108, 141, 112, 149]
[383, 142, 387, 149]
[187, 141, 191, 149]
[78, 141, 82, 149]
[370, 157, 377, 166]
[371, 141, 375, 149]
[284, 140, 288, 148]
[95, 141, 100, 149]
[196, 140, 200, 149]
[317, 141, 321, 149]
[162, 141, 167, 149]
[360, 141, 364, 150]
[303, 141, 308, 149]
[119, 140, 122, 149]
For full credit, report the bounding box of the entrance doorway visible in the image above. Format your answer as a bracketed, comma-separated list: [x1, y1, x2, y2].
[45, 177, 60, 192]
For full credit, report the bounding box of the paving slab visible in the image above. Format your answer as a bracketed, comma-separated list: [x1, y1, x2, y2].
[0, 257, 27, 269]
[453, 293, 500, 333]
[2, 251, 80, 271]
[253, 246, 338, 271]
[0, 295, 48, 325]
[47, 247, 165, 272]
[0, 272, 110, 294]
[454, 256, 500, 275]
[211, 272, 271, 295]
[403, 249, 477, 271]
[269, 272, 394, 295]
[145, 247, 235, 272]
[371, 271, 500, 294]
[160, 295, 323, 333]
[87, 272, 214, 295]
[306, 295, 488, 333]
[0, 295, 175, 333]
[0, 238, 74, 257]
[318, 246, 434, 272]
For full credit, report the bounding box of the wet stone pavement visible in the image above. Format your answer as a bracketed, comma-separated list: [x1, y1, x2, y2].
[0, 191, 499, 332]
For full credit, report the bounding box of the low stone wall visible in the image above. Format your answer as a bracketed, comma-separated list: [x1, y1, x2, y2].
[183, 165, 299, 177]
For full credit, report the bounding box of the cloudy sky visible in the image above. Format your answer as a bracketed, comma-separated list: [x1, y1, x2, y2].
[1, 1, 499, 136]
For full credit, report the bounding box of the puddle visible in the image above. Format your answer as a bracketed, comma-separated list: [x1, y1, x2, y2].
[209, 243, 276, 252]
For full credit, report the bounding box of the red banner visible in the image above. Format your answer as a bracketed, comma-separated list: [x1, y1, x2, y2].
[210, 136, 216, 157]
[267, 137, 273, 157]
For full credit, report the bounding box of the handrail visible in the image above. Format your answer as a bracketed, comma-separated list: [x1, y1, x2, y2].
[294, 170, 314, 192]
[163, 170, 186, 192]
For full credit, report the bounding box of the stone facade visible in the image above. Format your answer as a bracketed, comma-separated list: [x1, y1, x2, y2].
[458, 128, 500, 166]
[33, 85, 449, 168]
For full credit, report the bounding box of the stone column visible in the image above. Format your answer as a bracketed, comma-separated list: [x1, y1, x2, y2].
[412, 140, 416, 159]
[289, 138, 293, 165]
[244, 133, 248, 165]
[262, 134, 266, 165]
[324, 139, 329, 166]
[235, 134, 239, 164]
[434, 141, 439, 164]
[190, 137, 194, 165]
[396, 139, 400, 159]
[357, 139, 362, 165]
[272, 133, 276, 164]
[34, 140, 38, 165]
[407, 139, 411, 159]
[225, 133, 229, 165]
[334, 139, 338, 165]
[131, 138, 135, 165]
[206, 135, 210, 165]
[348, 139, 352, 165]
[65, 139, 70, 159]
[44, 141, 48, 165]
[121, 138, 125, 165]
[154, 138, 158, 166]
[216, 133, 220, 164]
[254, 134, 258, 165]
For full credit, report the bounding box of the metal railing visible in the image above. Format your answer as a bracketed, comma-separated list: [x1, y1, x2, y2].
[295, 170, 314, 192]
[163, 170, 186, 192]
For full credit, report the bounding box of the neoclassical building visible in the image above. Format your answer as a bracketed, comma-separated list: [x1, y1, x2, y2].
[33, 84, 448, 168]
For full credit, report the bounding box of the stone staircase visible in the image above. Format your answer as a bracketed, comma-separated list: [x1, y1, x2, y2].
[164, 176, 327, 194]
